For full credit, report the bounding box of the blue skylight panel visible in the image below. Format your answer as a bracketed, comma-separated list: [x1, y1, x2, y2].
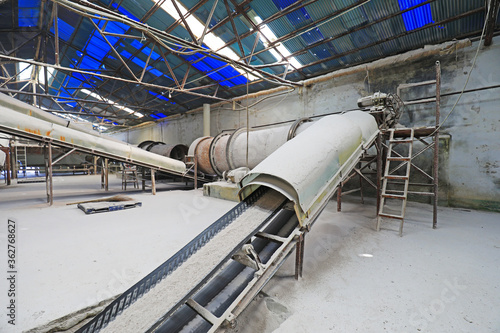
[150, 113, 167, 119]
[130, 41, 161, 61]
[398, 0, 433, 31]
[50, 19, 75, 42]
[18, 0, 40, 27]
[148, 91, 169, 101]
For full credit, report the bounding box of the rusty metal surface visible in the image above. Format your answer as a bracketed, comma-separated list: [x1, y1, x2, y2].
[209, 131, 232, 176]
[188, 136, 215, 175]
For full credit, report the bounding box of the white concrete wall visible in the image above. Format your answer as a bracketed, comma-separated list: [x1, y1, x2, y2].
[113, 37, 500, 211]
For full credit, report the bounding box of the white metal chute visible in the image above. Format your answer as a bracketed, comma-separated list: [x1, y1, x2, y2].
[239, 111, 379, 226]
[0, 96, 186, 175]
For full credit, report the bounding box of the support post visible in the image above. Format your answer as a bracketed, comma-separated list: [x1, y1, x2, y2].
[104, 158, 109, 192]
[45, 143, 53, 206]
[336, 183, 342, 212]
[376, 132, 383, 216]
[10, 141, 16, 180]
[358, 163, 364, 204]
[142, 169, 146, 191]
[151, 169, 156, 195]
[194, 155, 198, 190]
[203, 103, 210, 137]
[433, 61, 441, 229]
[295, 233, 305, 280]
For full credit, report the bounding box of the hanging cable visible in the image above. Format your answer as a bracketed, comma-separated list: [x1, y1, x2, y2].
[428, 0, 492, 136]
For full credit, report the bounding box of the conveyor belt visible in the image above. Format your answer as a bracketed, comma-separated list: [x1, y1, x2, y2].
[151, 208, 299, 333]
[77, 187, 287, 333]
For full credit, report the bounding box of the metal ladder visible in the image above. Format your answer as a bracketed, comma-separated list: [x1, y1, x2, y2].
[377, 128, 414, 236]
[16, 144, 28, 176]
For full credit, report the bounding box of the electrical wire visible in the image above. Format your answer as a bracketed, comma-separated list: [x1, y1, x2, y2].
[429, 0, 492, 136]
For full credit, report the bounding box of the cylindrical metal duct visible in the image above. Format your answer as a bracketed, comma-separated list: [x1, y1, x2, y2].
[188, 136, 216, 175]
[149, 143, 189, 161]
[209, 131, 232, 176]
[190, 118, 314, 177]
[217, 119, 314, 176]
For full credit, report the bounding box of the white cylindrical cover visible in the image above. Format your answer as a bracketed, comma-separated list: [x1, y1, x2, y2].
[240, 111, 378, 220]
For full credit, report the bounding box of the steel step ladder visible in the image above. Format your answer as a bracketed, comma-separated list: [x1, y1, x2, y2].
[16, 144, 28, 176]
[377, 128, 414, 236]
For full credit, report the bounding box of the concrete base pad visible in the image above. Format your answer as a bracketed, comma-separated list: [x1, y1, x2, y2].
[203, 181, 240, 202]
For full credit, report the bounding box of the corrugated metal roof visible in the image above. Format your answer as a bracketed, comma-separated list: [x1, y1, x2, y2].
[1, 0, 495, 128]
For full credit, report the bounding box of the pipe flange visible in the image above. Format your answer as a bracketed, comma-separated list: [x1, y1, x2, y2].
[209, 130, 233, 177]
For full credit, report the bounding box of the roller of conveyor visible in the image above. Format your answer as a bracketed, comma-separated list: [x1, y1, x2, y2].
[77, 187, 287, 333]
[152, 209, 299, 333]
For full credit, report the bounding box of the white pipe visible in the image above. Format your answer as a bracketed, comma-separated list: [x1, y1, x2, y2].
[0, 98, 186, 175]
[203, 103, 210, 137]
[0, 92, 123, 143]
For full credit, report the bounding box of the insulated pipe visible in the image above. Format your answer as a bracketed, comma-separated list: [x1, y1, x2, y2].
[0, 101, 187, 175]
[203, 103, 210, 137]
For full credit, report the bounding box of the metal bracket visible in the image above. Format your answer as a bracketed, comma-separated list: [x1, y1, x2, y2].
[232, 244, 263, 271]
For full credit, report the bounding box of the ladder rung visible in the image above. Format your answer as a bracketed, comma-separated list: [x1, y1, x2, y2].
[385, 175, 409, 180]
[389, 139, 413, 143]
[387, 157, 411, 161]
[382, 194, 406, 199]
[378, 213, 404, 220]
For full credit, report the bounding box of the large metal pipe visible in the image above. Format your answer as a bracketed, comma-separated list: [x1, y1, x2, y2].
[188, 136, 215, 175]
[189, 118, 313, 176]
[138, 140, 189, 161]
[0, 99, 187, 175]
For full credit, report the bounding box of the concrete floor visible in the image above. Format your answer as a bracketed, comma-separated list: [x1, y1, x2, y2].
[0, 175, 499, 333]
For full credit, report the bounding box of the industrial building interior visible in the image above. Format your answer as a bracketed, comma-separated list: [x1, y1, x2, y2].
[0, 0, 499, 332]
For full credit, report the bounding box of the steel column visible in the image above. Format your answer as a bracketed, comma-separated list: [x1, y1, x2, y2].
[433, 61, 441, 229]
[295, 233, 305, 280]
[151, 169, 156, 195]
[45, 143, 53, 205]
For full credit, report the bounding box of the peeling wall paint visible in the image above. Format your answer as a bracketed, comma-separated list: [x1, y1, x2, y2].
[114, 37, 500, 212]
